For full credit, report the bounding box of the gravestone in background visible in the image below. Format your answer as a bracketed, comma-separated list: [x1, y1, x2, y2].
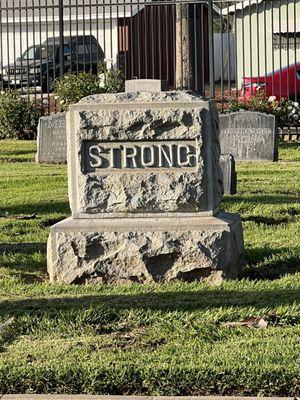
[47, 92, 245, 284]
[219, 111, 278, 161]
[36, 113, 67, 164]
[219, 154, 237, 196]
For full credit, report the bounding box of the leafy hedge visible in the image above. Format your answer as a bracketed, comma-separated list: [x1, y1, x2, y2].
[55, 68, 125, 112]
[228, 90, 300, 129]
[0, 91, 43, 139]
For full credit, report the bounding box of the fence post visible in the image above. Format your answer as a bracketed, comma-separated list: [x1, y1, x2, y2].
[175, 3, 193, 90]
[58, 0, 64, 77]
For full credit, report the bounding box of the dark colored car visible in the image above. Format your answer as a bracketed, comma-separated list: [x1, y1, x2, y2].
[241, 63, 300, 100]
[2, 35, 104, 92]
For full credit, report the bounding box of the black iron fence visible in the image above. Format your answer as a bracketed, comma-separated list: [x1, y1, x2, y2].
[0, 0, 299, 138]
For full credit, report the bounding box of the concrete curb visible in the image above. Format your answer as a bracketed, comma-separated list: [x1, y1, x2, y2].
[0, 396, 295, 400]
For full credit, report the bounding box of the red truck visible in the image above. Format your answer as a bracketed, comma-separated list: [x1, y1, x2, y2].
[241, 63, 300, 100]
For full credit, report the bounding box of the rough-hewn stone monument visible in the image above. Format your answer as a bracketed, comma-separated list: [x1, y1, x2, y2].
[47, 92, 245, 284]
[219, 111, 278, 161]
[219, 154, 237, 195]
[36, 113, 67, 164]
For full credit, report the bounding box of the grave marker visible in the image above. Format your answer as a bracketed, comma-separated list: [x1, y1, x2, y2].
[219, 111, 278, 161]
[48, 92, 245, 284]
[36, 113, 67, 164]
[219, 154, 237, 195]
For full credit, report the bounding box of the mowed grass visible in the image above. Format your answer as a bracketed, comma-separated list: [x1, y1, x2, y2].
[0, 140, 299, 396]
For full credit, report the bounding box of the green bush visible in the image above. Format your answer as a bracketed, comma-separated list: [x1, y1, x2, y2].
[0, 91, 43, 140]
[105, 68, 125, 93]
[54, 68, 125, 112]
[54, 72, 104, 112]
[227, 90, 300, 129]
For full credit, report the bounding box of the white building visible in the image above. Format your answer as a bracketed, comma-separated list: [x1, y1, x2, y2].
[225, 0, 300, 88]
[0, 0, 139, 69]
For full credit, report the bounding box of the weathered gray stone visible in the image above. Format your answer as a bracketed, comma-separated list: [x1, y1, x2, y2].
[219, 154, 237, 195]
[219, 111, 278, 162]
[125, 79, 168, 92]
[47, 212, 245, 284]
[36, 113, 67, 164]
[68, 91, 223, 218]
[48, 91, 245, 284]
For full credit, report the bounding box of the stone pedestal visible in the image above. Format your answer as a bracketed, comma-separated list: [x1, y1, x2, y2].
[47, 91, 245, 284]
[48, 212, 244, 284]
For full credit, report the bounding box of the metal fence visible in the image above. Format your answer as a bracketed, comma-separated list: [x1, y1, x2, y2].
[0, 0, 300, 139]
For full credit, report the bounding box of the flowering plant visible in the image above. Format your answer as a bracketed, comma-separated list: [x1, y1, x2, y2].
[227, 89, 300, 128]
[275, 98, 300, 128]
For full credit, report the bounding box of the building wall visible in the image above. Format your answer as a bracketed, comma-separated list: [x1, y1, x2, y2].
[235, 0, 300, 88]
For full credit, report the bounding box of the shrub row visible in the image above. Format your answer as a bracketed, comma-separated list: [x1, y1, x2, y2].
[0, 91, 43, 140]
[228, 89, 300, 129]
[0, 67, 125, 139]
[54, 68, 125, 112]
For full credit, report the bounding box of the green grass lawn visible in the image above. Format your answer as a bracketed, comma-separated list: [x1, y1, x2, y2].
[0, 140, 299, 396]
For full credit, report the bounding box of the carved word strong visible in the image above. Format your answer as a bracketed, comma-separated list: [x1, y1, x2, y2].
[83, 140, 197, 173]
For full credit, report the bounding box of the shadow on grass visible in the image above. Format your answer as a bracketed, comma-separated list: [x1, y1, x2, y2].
[0, 242, 46, 253]
[0, 201, 70, 216]
[0, 149, 35, 156]
[0, 157, 35, 163]
[0, 242, 47, 277]
[242, 246, 300, 280]
[279, 142, 299, 148]
[224, 194, 300, 206]
[1, 287, 300, 319]
[241, 215, 290, 225]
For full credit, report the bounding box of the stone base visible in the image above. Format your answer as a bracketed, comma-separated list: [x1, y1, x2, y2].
[47, 212, 245, 284]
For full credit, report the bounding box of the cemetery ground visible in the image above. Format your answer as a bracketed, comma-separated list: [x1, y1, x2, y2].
[0, 140, 299, 396]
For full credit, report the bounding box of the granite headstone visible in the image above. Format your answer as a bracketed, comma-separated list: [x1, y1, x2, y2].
[219, 154, 237, 195]
[219, 111, 278, 161]
[47, 92, 245, 284]
[36, 113, 67, 164]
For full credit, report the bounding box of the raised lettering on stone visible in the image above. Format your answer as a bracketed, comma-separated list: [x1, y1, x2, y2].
[47, 91, 246, 285]
[83, 140, 197, 173]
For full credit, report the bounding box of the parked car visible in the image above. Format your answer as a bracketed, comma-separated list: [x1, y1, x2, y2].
[241, 63, 300, 100]
[2, 35, 104, 92]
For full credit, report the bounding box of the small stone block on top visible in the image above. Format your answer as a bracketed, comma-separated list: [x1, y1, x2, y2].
[125, 79, 168, 93]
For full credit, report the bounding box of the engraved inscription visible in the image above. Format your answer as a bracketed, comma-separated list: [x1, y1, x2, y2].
[221, 128, 271, 159]
[83, 140, 197, 173]
[37, 113, 67, 163]
[47, 118, 66, 133]
[219, 111, 277, 161]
